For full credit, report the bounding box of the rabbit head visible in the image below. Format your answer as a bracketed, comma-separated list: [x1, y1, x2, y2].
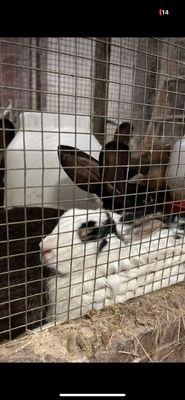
[114, 121, 133, 146]
[39, 208, 117, 274]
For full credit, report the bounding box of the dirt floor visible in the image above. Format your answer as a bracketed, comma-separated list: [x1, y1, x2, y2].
[0, 282, 185, 362]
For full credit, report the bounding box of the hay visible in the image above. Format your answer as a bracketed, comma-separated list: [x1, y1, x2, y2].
[0, 282, 185, 362]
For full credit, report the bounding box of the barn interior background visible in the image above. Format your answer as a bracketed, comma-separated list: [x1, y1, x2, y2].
[1, 37, 185, 357]
[2, 38, 185, 144]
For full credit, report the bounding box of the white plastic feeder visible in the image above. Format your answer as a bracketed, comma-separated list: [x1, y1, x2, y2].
[166, 136, 185, 201]
[4, 112, 102, 210]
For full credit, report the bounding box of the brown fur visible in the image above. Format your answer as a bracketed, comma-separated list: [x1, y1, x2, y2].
[113, 123, 171, 192]
[120, 213, 167, 243]
[130, 140, 171, 191]
[131, 219, 167, 241]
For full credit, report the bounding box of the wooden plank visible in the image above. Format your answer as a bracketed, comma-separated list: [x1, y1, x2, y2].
[93, 37, 111, 146]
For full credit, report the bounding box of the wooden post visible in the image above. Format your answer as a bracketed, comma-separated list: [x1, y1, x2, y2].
[93, 37, 111, 146]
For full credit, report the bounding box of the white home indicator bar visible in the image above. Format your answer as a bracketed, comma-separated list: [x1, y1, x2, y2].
[60, 395, 126, 398]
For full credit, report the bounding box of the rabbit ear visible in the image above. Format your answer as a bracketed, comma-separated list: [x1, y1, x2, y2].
[99, 141, 129, 207]
[114, 122, 133, 145]
[57, 145, 101, 195]
[0, 118, 15, 149]
[0, 119, 15, 165]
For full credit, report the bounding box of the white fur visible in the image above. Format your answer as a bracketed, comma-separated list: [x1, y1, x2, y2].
[39, 209, 185, 323]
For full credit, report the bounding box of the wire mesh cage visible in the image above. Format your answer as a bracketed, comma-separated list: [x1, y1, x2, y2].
[1, 37, 185, 342]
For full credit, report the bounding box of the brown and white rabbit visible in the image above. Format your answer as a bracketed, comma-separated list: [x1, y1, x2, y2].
[0, 206, 63, 342]
[39, 143, 185, 324]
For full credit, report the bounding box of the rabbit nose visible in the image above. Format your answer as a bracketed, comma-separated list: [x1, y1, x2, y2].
[41, 246, 54, 264]
[42, 249, 52, 263]
[39, 239, 54, 263]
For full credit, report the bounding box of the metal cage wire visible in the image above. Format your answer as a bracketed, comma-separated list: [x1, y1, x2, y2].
[0, 37, 185, 341]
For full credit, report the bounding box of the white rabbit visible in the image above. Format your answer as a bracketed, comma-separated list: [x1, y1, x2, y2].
[39, 142, 185, 323]
[40, 207, 185, 323]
